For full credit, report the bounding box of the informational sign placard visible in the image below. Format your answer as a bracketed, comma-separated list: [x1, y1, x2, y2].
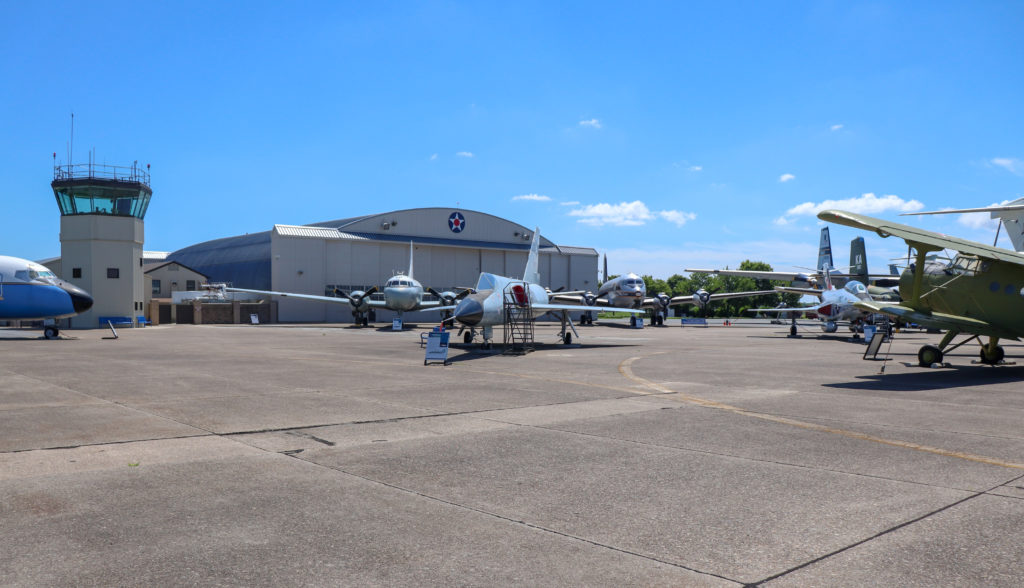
[392, 318, 403, 331]
[424, 331, 450, 365]
[632, 317, 644, 329]
[250, 314, 259, 325]
[863, 328, 885, 360]
[680, 318, 708, 327]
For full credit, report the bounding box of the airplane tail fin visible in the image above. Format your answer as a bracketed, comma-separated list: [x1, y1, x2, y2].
[408, 241, 414, 279]
[991, 197, 1024, 251]
[849, 236, 868, 283]
[817, 227, 834, 272]
[523, 228, 541, 284]
[889, 263, 899, 275]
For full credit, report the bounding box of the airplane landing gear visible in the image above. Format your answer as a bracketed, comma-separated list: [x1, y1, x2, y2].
[562, 332, 572, 345]
[464, 331, 473, 344]
[918, 344, 943, 367]
[43, 326, 59, 339]
[980, 344, 1005, 365]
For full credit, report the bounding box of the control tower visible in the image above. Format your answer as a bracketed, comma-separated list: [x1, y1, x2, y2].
[52, 161, 152, 327]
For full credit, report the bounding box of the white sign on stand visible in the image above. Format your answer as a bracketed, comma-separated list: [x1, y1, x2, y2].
[632, 317, 644, 329]
[250, 314, 259, 325]
[424, 330, 450, 365]
[392, 318, 403, 331]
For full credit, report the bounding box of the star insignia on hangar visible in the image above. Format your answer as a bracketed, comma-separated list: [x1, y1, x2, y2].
[448, 212, 466, 233]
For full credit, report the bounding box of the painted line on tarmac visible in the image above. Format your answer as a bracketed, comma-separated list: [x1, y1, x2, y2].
[619, 355, 1024, 471]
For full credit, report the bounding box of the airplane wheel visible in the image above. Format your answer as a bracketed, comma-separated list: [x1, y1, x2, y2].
[362, 317, 369, 327]
[43, 326, 59, 339]
[980, 345, 1005, 365]
[629, 316, 636, 327]
[464, 331, 473, 344]
[918, 345, 943, 367]
[563, 332, 572, 345]
[789, 325, 797, 337]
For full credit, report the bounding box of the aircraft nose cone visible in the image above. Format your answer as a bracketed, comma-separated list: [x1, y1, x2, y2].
[454, 298, 483, 326]
[63, 283, 94, 313]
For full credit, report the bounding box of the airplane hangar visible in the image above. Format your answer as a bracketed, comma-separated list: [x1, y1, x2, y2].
[167, 208, 599, 323]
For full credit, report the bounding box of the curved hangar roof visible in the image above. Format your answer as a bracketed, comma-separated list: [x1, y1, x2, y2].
[168, 208, 584, 290]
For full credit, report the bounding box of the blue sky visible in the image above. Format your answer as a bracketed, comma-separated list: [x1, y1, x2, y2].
[2, 1, 1021, 278]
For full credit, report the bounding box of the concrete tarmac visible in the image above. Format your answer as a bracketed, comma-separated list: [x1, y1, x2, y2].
[2, 320, 1023, 586]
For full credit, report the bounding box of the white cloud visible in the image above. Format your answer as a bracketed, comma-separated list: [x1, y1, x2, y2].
[512, 194, 551, 202]
[773, 216, 792, 226]
[429, 153, 438, 161]
[579, 119, 602, 129]
[570, 201, 653, 226]
[689, 165, 702, 172]
[456, 151, 474, 158]
[779, 173, 796, 183]
[659, 210, 697, 227]
[830, 124, 844, 131]
[991, 157, 1023, 175]
[559, 200, 581, 206]
[779, 193, 924, 225]
[568, 201, 696, 227]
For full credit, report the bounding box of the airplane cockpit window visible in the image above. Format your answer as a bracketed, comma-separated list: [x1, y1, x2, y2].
[476, 273, 498, 291]
[843, 280, 867, 295]
[949, 255, 989, 277]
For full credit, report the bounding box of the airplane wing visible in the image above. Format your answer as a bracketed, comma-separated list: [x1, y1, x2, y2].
[901, 204, 1024, 216]
[532, 302, 645, 314]
[745, 306, 815, 316]
[226, 287, 371, 305]
[667, 290, 778, 306]
[684, 269, 813, 282]
[853, 300, 1019, 340]
[774, 286, 824, 297]
[818, 210, 1024, 264]
[549, 293, 615, 307]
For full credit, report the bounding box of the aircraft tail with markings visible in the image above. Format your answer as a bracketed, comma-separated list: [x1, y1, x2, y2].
[817, 227, 834, 271]
[849, 236, 868, 284]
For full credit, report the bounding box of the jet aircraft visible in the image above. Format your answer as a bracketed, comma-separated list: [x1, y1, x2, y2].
[451, 229, 644, 346]
[747, 267, 873, 336]
[819, 208, 1024, 367]
[223, 241, 463, 326]
[0, 255, 94, 338]
[552, 256, 774, 326]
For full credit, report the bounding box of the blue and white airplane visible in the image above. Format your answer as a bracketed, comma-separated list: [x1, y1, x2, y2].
[0, 255, 94, 338]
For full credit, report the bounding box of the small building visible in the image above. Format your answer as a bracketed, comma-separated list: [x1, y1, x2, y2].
[144, 260, 209, 302]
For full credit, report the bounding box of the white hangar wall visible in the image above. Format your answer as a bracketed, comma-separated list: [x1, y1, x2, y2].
[268, 208, 598, 323]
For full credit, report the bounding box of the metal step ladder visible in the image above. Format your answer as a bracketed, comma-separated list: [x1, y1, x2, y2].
[503, 281, 534, 354]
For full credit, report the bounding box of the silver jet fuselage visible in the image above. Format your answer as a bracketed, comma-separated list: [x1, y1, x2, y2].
[596, 273, 646, 309]
[453, 273, 552, 327]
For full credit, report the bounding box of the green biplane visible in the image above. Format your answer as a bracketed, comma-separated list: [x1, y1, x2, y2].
[818, 209, 1024, 367]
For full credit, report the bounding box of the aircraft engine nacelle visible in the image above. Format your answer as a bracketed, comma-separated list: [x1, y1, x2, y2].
[581, 292, 597, 307]
[693, 289, 712, 307]
[822, 320, 838, 333]
[655, 293, 670, 314]
[347, 290, 371, 313]
[438, 290, 459, 307]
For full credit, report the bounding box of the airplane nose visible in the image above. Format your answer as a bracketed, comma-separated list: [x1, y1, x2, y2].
[62, 282, 94, 313]
[454, 298, 483, 326]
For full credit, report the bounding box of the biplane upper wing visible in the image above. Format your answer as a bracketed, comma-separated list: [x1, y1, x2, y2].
[817, 210, 1024, 265]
